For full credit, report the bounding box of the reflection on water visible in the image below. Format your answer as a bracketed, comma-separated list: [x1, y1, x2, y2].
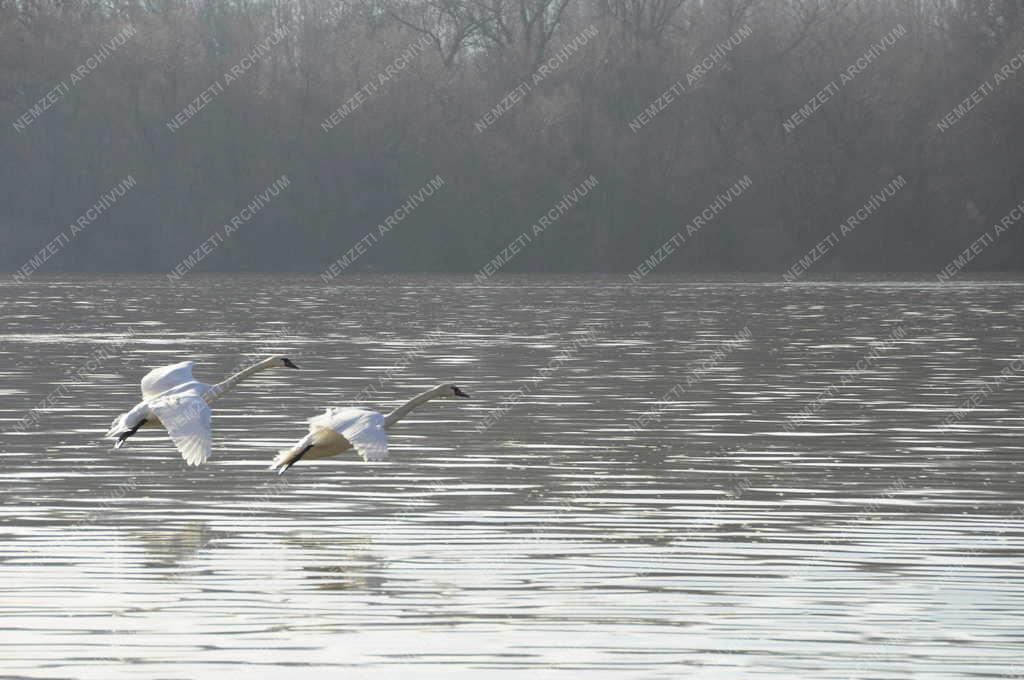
[1, 275, 1023, 678]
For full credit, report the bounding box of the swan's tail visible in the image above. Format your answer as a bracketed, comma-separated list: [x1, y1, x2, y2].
[270, 434, 314, 475]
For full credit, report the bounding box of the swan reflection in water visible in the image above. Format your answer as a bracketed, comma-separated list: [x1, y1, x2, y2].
[131, 521, 391, 593]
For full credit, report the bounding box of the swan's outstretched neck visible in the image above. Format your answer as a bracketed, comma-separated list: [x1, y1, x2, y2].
[383, 387, 443, 429]
[206, 357, 278, 404]
[383, 392, 432, 429]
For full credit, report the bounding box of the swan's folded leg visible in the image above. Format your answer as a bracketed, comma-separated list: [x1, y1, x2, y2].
[270, 434, 315, 474]
[114, 418, 148, 449]
[106, 402, 152, 449]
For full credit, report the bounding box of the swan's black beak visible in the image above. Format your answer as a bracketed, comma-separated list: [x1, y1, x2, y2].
[453, 386, 470, 398]
[282, 358, 299, 369]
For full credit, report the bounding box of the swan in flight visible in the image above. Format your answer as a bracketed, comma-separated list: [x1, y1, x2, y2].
[105, 355, 299, 465]
[270, 383, 471, 474]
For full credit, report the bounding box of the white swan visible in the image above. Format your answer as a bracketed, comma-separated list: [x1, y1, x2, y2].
[270, 383, 471, 473]
[105, 355, 299, 465]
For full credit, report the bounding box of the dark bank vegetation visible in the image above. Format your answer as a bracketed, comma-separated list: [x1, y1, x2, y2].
[1, 0, 1022, 276]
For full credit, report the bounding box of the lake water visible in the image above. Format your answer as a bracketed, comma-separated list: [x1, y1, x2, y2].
[1, 275, 1022, 678]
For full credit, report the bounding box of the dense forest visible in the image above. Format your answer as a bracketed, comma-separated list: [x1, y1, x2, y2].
[1, 0, 1022, 276]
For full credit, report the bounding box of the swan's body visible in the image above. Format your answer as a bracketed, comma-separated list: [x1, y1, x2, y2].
[270, 383, 470, 473]
[105, 355, 298, 465]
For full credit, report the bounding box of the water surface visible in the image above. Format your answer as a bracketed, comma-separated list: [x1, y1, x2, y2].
[1, 275, 1022, 678]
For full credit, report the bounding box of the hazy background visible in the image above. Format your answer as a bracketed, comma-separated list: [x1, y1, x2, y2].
[1, 0, 1023, 275]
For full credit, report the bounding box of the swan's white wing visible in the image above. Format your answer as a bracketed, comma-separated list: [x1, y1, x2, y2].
[310, 407, 388, 462]
[307, 407, 369, 432]
[149, 391, 213, 465]
[342, 411, 388, 462]
[307, 407, 347, 432]
[141, 361, 197, 400]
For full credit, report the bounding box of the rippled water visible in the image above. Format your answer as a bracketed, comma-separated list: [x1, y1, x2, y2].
[1, 275, 1022, 678]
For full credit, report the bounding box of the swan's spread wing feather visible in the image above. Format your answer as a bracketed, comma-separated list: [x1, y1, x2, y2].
[141, 361, 197, 400]
[342, 411, 388, 462]
[149, 391, 212, 465]
[310, 407, 388, 461]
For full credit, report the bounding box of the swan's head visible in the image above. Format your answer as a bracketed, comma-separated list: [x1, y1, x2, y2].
[265, 354, 300, 369]
[437, 383, 471, 399]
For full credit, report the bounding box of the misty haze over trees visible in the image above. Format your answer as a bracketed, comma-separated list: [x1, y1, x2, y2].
[1, 0, 1022, 276]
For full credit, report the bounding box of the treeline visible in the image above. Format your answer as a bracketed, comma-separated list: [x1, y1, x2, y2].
[1, 0, 1022, 277]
